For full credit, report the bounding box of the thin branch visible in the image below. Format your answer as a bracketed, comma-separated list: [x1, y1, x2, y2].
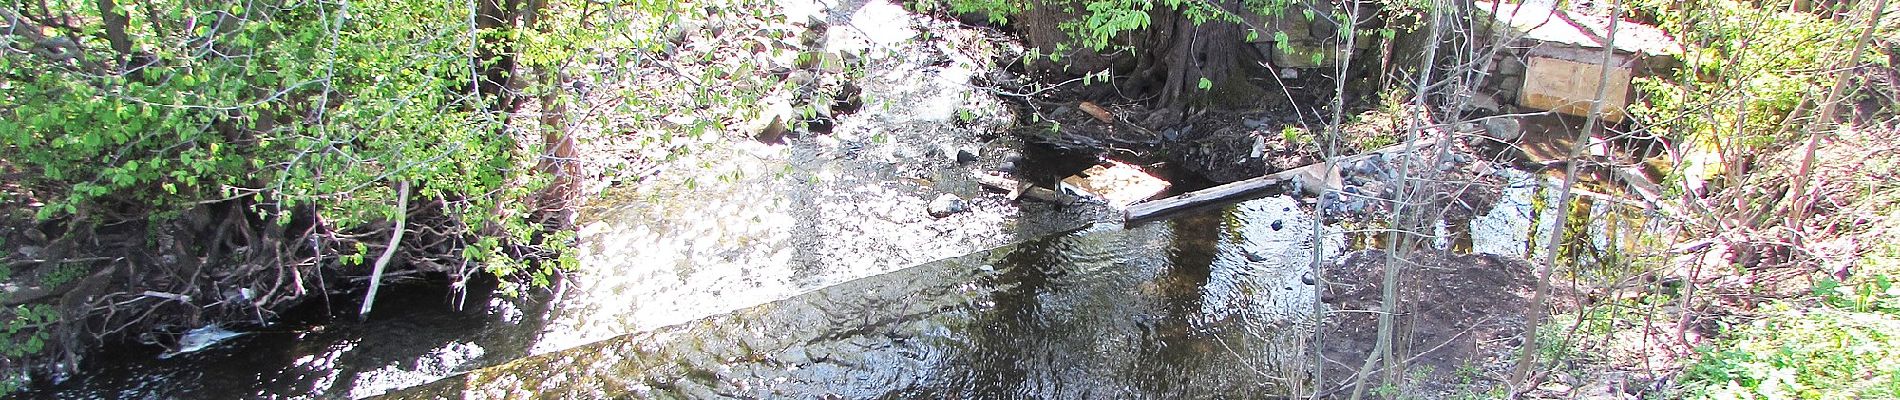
[1512, 0, 1625, 390]
[358, 180, 410, 320]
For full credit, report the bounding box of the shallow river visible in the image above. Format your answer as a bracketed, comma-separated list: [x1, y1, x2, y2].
[27, 10, 1655, 394]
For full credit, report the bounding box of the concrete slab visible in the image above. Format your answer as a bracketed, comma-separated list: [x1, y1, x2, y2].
[1519, 57, 1632, 121]
[1060, 161, 1171, 208]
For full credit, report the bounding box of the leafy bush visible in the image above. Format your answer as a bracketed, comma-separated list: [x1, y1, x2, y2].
[1626, 0, 1880, 179]
[0, 0, 609, 385]
[915, 0, 1337, 52]
[0, 0, 567, 285]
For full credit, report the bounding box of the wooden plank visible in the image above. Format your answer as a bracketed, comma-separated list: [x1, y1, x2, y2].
[1124, 173, 1289, 222]
[1124, 142, 1421, 223]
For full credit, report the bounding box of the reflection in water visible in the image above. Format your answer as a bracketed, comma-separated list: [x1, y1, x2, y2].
[43, 158, 1654, 399]
[38, 279, 554, 399]
[387, 196, 1339, 399]
[1467, 168, 1667, 268]
[1471, 168, 1545, 257]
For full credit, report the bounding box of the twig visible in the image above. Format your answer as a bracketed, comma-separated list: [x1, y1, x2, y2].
[1788, 0, 1887, 231]
[358, 180, 410, 320]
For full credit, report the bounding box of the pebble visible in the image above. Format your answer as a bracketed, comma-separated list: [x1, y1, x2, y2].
[956, 147, 980, 164]
[927, 193, 967, 218]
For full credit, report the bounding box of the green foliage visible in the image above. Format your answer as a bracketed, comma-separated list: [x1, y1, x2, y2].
[1627, 0, 1877, 160]
[1, 303, 57, 392]
[1280, 126, 1312, 144]
[0, 0, 602, 287]
[1681, 304, 1900, 399]
[1814, 274, 1900, 313]
[1, 305, 56, 360]
[919, 0, 1319, 52]
[913, 0, 1024, 24]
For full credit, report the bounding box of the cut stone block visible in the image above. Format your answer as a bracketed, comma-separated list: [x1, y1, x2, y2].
[1519, 57, 1631, 122]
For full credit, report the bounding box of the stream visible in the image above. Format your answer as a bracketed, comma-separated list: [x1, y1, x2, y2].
[34, 152, 1647, 399]
[26, 7, 1660, 396]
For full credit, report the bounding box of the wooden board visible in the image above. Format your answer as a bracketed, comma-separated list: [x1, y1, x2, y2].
[1124, 142, 1418, 223]
[1124, 173, 1291, 222]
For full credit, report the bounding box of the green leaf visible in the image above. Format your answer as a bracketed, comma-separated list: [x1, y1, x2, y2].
[1197, 77, 1212, 90]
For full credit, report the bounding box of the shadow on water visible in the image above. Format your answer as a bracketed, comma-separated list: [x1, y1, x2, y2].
[37, 275, 561, 399]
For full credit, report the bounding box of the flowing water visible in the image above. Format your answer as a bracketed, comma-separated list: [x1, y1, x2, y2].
[34, 147, 1660, 399]
[34, 137, 1663, 399]
[387, 197, 1344, 398]
[27, 7, 1664, 395]
[36, 158, 1659, 399]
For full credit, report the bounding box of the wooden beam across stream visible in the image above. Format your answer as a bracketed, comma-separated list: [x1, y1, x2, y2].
[1123, 143, 1417, 223]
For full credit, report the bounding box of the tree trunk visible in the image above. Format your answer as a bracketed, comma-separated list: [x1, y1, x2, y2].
[1014, 0, 1268, 123]
[475, 0, 522, 111]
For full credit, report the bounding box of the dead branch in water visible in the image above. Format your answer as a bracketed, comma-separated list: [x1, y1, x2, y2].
[359, 180, 411, 320]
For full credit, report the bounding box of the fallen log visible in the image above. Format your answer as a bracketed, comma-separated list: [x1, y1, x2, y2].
[1125, 143, 1417, 223]
[1124, 173, 1292, 222]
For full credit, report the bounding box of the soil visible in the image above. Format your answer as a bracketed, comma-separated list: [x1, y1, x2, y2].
[1318, 249, 1548, 398]
[1006, 68, 1382, 186]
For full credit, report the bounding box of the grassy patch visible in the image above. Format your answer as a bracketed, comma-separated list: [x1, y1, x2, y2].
[1680, 238, 1900, 399]
[1680, 303, 1900, 399]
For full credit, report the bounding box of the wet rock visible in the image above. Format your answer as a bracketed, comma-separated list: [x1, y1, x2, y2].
[1020, 186, 1065, 204]
[164, 325, 245, 359]
[777, 347, 812, 365]
[16, 245, 41, 259]
[742, 93, 795, 145]
[1482, 116, 1524, 141]
[1319, 191, 1371, 217]
[958, 148, 980, 164]
[1270, 219, 1284, 231]
[1244, 250, 1269, 262]
[927, 194, 967, 218]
